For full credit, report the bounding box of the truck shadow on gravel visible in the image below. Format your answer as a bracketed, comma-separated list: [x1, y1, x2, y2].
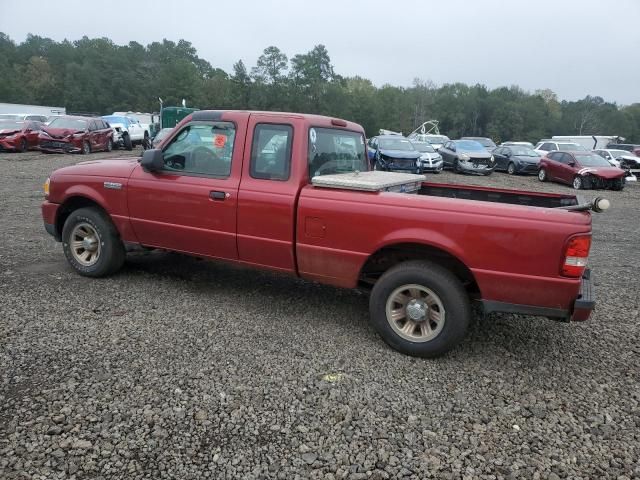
[121, 251, 580, 362]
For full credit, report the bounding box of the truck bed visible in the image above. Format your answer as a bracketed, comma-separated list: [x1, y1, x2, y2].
[418, 183, 579, 208]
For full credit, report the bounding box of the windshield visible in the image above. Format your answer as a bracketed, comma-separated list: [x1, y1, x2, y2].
[558, 143, 587, 151]
[412, 142, 435, 153]
[466, 137, 495, 148]
[0, 121, 24, 130]
[102, 116, 127, 125]
[609, 150, 630, 158]
[48, 117, 88, 130]
[510, 147, 538, 157]
[575, 154, 612, 167]
[379, 137, 415, 151]
[424, 135, 448, 144]
[309, 127, 367, 177]
[455, 140, 486, 152]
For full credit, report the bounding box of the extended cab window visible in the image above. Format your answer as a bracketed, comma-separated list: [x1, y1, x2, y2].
[162, 122, 235, 177]
[309, 127, 367, 177]
[250, 124, 293, 180]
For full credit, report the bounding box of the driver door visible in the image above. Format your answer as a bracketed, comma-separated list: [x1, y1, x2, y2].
[127, 114, 248, 260]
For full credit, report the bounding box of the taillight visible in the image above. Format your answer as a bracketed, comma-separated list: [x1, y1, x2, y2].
[561, 235, 591, 277]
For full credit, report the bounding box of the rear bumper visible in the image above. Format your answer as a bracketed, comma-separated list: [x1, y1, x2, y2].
[482, 269, 595, 322]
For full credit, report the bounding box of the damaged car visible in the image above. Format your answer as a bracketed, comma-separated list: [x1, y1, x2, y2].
[0, 120, 43, 152]
[39, 116, 113, 154]
[367, 135, 422, 173]
[439, 139, 495, 175]
[410, 141, 443, 173]
[538, 151, 626, 190]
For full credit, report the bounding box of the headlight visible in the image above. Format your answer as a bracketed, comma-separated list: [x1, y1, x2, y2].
[490, 155, 495, 163]
[44, 177, 50, 198]
[459, 154, 470, 161]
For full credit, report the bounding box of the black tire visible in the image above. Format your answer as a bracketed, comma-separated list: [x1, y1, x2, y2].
[123, 133, 133, 151]
[369, 260, 471, 358]
[82, 141, 91, 155]
[19, 138, 28, 152]
[538, 168, 547, 182]
[572, 176, 583, 190]
[61, 207, 125, 277]
[453, 159, 461, 173]
[106, 138, 113, 152]
[507, 162, 516, 175]
[484, 170, 493, 176]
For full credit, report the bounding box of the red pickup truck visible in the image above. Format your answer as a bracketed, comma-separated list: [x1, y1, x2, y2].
[42, 110, 597, 357]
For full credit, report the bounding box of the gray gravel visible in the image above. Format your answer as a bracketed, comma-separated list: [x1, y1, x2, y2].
[1, 149, 639, 479]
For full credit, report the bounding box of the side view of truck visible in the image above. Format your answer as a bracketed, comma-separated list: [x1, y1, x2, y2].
[42, 111, 597, 357]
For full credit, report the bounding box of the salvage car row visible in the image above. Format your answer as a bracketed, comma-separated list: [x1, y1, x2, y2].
[0, 113, 150, 154]
[366, 130, 639, 191]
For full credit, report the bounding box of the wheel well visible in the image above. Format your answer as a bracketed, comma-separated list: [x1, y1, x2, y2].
[359, 243, 480, 297]
[55, 197, 108, 237]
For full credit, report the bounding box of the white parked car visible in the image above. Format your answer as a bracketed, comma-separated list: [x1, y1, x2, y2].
[102, 115, 150, 150]
[534, 140, 588, 155]
[407, 133, 450, 150]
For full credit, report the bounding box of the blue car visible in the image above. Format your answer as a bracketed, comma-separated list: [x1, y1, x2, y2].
[367, 135, 423, 173]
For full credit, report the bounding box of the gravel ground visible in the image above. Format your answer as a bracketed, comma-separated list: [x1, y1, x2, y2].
[1, 149, 639, 480]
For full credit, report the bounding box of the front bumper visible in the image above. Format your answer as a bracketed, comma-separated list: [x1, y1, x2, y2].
[39, 139, 82, 153]
[458, 160, 494, 174]
[42, 200, 62, 241]
[418, 159, 444, 172]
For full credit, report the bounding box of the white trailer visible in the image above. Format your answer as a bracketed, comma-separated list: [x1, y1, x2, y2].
[0, 102, 66, 116]
[551, 135, 620, 150]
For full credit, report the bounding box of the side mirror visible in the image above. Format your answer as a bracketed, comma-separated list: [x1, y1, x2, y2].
[504, 151, 511, 157]
[141, 149, 164, 172]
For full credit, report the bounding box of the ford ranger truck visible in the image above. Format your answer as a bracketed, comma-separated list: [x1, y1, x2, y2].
[42, 111, 596, 358]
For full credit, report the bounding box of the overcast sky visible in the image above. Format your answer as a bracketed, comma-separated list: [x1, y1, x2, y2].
[1, 0, 639, 104]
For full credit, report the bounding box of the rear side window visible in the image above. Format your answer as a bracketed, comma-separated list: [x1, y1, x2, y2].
[308, 127, 367, 177]
[547, 152, 561, 161]
[541, 142, 555, 151]
[250, 124, 293, 181]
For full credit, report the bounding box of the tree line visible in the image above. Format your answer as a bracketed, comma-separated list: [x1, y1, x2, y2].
[1, 33, 639, 143]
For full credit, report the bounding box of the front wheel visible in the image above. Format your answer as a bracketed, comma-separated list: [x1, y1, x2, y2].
[106, 138, 113, 152]
[538, 168, 547, 182]
[507, 162, 516, 175]
[62, 207, 125, 277]
[82, 141, 91, 155]
[573, 176, 583, 190]
[123, 133, 133, 151]
[19, 138, 28, 152]
[369, 260, 471, 358]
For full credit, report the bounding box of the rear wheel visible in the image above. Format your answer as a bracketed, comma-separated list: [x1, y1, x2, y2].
[507, 162, 516, 175]
[573, 176, 583, 190]
[538, 168, 547, 182]
[369, 260, 471, 358]
[62, 207, 125, 277]
[19, 138, 27, 152]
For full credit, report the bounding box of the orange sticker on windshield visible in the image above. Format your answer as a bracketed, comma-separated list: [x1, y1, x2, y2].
[214, 134, 226, 148]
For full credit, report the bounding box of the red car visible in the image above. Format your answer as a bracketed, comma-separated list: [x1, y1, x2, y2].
[0, 120, 43, 152]
[538, 151, 626, 190]
[39, 116, 113, 154]
[42, 110, 598, 358]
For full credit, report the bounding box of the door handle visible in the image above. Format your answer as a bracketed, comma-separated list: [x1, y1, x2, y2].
[209, 191, 228, 200]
